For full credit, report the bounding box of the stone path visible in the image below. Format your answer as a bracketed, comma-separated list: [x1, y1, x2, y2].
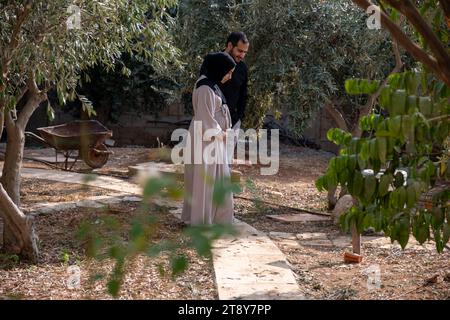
[21, 167, 141, 194]
[11, 166, 304, 300]
[268, 231, 436, 252]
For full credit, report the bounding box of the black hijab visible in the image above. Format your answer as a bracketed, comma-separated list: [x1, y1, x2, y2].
[202, 52, 236, 85]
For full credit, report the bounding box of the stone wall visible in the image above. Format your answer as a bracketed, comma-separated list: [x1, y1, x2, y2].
[25, 100, 339, 152]
[26, 102, 191, 148]
[108, 107, 191, 147]
[302, 108, 339, 154]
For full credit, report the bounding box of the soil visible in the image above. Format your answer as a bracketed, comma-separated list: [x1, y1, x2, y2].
[2, 144, 450, 300]
[20, 178, 117, 205]
[0, 201, 216, 300]
[233, 144, 450, 300]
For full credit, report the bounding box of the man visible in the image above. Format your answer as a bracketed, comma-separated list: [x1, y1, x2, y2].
[201, 32, 249, 126]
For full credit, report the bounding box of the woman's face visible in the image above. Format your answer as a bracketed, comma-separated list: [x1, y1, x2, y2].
[221, 68, 235, 83]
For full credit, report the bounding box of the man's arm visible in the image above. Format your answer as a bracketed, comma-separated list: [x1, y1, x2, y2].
[236, 65, 248, 122]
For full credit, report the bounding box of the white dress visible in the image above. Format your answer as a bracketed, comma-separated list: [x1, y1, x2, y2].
[181, 76, 234, 225]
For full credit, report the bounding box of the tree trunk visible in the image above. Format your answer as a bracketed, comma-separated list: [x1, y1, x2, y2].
[1, 124, 24, 205]
[0, 109, 4, 142]
[0, 92, 44, 261]
[0, 183, 38, 262]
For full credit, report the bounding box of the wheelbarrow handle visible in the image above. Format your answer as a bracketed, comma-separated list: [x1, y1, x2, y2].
[25, 131, 53, 148]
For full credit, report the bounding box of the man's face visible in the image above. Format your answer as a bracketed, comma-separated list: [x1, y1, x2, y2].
[226, 40, 249, 63]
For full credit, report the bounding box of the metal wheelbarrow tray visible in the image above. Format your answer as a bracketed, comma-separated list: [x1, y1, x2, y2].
[26, 120, 113, 170]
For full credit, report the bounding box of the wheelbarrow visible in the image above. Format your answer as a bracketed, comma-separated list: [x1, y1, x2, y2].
[25, 120, 113, 170]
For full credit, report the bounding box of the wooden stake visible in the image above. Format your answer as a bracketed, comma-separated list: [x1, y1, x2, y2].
[351, 223, 361, 254]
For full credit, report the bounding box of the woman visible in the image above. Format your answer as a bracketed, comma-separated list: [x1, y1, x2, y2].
[181, 52, 236, 226]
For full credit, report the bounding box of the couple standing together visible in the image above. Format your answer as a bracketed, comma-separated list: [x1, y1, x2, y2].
[181, 32, 249, 226]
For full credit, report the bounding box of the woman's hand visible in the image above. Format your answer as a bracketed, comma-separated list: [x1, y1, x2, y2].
[215, 131, 227, 142]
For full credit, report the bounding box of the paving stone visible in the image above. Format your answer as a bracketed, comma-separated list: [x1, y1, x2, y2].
[122, 196, 142, 202]
[20, 168, 142, 195]
[95, 197, 123, 205]
[268, 232, 297, 240]
[331, 236, 352, 248]
[275, 239, 302, 249]
[296, 232, 328, 240]
[213, 219, 303, 300]
[33, 202, 77, 214]
[299, 239, 334, 248]
[267, 213, 330, 223]
[76, 200, 106, 210]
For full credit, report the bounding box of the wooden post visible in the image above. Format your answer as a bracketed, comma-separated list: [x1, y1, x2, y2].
[351, 222, 361, 254]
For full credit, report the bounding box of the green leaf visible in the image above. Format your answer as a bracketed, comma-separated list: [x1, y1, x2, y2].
[378, 173, 393, 197]
[406, 95, 418, 114]
[46, 102, 55, 122]
[57, 86, 66, 106]
[397, 187, 407, 210]
[401, 115, 412, 141]
[405, 72, 420, 94]
[360, 141, 370, 161]
[391, 90, 407, 116]
[379, 86, 391, 109]
[143, 177, 166, 198]
[406, 183, 417, 208]
[369, 139, 378, 162]
[397, 218, 410, 249]
[418, 96, 432, 117]
[363, 174, 377, 203]
[443, 224, 450, 246]
[189, 233, 211, 257]
[107, 279, 121, 297]
[171, 255, 188, 276]
[388, 116, 402, 137]
[377, 137, 387, 163]
[413, 217, 429, 245]
[315, 176, 325, 192]
[345, 79, 380, 95]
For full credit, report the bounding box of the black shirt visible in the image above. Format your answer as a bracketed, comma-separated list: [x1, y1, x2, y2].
[200, 59, 248, 126]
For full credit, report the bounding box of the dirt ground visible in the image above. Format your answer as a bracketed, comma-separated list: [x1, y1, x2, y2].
[1, 144, 450, 300]
[232, 144, 450, 300]
[0, 200, 216, 300]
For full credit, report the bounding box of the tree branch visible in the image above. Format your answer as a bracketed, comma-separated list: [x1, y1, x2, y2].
[0, 109, 4, 141]
[4, 109, 15, 133]
[353, 30, 404, 136]
[325, 102, 349, 132]
[15, 86, 28, 104]
[16, 74, 47, 131]
[351, 0, 450, 87]
[384, 0, 450, 76]
[438, 0, 450, 21]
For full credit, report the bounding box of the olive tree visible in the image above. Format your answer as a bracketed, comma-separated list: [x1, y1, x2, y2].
[0, 0, 179, 261]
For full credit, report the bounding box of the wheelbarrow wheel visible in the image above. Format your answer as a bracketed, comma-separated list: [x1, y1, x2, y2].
[81, 144, 109, 168]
